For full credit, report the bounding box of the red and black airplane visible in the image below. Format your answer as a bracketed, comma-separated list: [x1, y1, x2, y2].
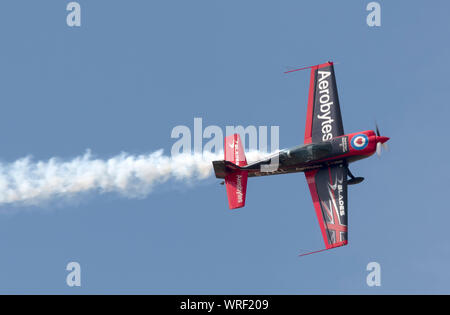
[213, 61, 389, 254]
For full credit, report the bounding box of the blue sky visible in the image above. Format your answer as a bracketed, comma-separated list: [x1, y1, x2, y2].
[0, 0, 449, 294]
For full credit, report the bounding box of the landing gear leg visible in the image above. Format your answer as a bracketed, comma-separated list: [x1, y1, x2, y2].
[347, 167, 364, 185]
[348, 168, 356, 180]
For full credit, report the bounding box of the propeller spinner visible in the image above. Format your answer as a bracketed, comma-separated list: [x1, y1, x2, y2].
[375, 123, 390, 156]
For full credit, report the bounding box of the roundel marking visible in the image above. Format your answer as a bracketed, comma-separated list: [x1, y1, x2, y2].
[351, 134, 368, 150]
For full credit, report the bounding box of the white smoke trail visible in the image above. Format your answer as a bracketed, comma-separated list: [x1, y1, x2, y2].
[0, 149, 269, 206]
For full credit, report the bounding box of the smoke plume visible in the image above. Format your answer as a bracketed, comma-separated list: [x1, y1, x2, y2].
[0, 149, 267, 206]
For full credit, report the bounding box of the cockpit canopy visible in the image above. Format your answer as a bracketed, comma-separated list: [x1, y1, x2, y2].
[283, 142, 333, 163]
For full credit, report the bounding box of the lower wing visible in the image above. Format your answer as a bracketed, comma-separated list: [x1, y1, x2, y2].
[305, 162, 348, 250]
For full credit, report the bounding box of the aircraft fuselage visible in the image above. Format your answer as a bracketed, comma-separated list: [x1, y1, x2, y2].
[238, 130, 389, 178]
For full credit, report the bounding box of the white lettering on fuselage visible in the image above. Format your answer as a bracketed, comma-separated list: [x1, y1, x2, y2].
[317, 70, 334, 141]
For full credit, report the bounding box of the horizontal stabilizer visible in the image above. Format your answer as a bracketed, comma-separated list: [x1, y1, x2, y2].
[225, 171, 248, 209]
[224, 134, 248, 209]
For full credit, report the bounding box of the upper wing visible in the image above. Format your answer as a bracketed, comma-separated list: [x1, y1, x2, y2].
[305, 162, 348, 249]
[304, 61, 344, 144]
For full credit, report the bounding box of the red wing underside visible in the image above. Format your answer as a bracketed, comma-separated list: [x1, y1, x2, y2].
[304, 163, 348, 250]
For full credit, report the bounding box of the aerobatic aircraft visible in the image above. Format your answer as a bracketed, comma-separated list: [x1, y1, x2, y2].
[212, 61, 389, 254]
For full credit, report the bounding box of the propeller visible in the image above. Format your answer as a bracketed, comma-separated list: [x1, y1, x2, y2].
[375, 123, 389, 156]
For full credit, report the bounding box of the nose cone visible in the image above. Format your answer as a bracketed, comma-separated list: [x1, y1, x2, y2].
[377, 136, 390, 144]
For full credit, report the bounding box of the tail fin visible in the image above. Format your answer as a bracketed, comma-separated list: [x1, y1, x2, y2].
[224, 134, 248, 209]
